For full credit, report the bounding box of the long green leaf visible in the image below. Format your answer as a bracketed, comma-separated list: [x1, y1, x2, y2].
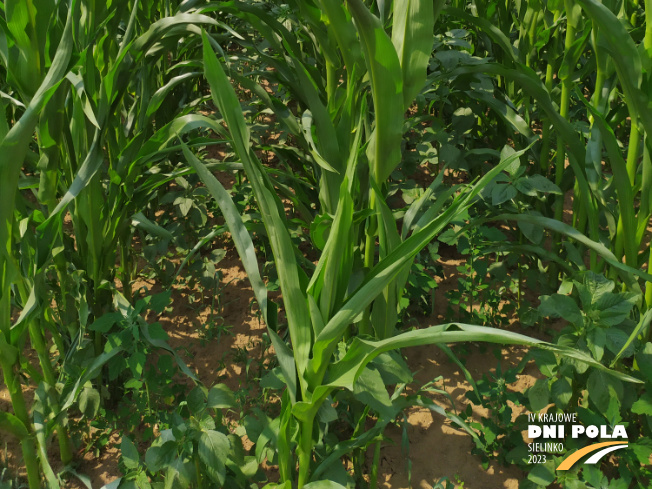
[0, 411, 29, 438]
[449, 62, 599, 242]
[489, 214, 652, 286]
[202, 31, 310, 397]
[611, 308, 652, 365]
[295, 321, 642, 422]
[575, 0, 652, 139]
[445, 7, 518, 64]
[581, 99, 637, 268]
[309, 145, 530, 381]
[0, 1, 74, 335]
[392, 0, 435, 109]
[146, 72, 201, 117]
[371, 182, 402, 339]
[318, 0, 365, 78]
[347, 0, 404, 183]
[326, 324, 642, 390]
[181, 143, 268, 325]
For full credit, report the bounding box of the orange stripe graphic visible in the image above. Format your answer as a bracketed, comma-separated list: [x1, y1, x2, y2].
[557, 441, 628, 471]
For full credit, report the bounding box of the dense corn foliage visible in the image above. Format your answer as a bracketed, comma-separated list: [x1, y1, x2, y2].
[2, 0, 652, 488]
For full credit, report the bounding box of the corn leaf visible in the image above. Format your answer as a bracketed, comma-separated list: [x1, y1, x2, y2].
[318, 0, 365, 78]
[347, 0, 404, 183]
[181, 143, 268, 327]
[392, 0, 436, 109]
[575, 0, 652, 138]
[310, 145, 530, 380]
[489, 214, 652, 287]
[0, 411, 29, 438]
[326, 324, 643, 390]
[202, 31, 310, 396]
[581, 99, 638, 268]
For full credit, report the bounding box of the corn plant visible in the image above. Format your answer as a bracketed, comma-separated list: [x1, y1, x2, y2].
[183, 4, 642, 484]
[0, 0, 230, 485]
[0, 3, 75, 486]
[443, 0, 652, 306]
[203, 0, 445, 341]
[35, 3, 222, 374]
[2, 0, 652, 487]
